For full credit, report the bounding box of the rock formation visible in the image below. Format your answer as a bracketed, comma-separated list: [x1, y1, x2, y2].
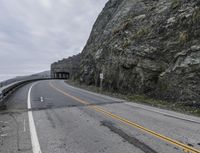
[51, 54, 81, 80]
[52, 0, 200, 103]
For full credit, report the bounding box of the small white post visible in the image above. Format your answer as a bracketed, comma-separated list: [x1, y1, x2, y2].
[100, 73, 104, 90]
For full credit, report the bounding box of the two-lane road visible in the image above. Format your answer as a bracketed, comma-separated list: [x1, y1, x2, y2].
[0, 80, 200, 153]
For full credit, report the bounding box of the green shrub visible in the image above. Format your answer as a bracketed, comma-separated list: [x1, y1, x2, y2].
[113, 28, 121, 35]
[122, 38, 131, 48]
[179, 31, 188, 44]
[134, 27, 150, 38]
[112, 19, 132, 35]
[192, 8, 200, 23]
[121, 19, 132, 30]
[159, 83, 168, 91]
[171, 0, 181, 9]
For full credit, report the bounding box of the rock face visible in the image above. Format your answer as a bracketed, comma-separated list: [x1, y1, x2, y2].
[51, 54, 81, 80]
[52, 0, 200, 102]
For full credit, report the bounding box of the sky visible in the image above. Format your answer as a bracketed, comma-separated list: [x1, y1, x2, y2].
[0, 0, 108, 82]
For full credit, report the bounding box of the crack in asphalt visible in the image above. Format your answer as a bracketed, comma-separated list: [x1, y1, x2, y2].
[45, 110, 56, 129]
[101, 120, 158, 153]
[0, 101, 124, 114]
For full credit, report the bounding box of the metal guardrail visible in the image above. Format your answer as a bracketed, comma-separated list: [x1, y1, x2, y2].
[0, 78, 51, 103]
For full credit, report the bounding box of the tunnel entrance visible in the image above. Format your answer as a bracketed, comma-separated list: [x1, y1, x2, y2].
[53, 72, 70, 79]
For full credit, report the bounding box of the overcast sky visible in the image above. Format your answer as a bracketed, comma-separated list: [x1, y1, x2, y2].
[0, 0, 108, 81]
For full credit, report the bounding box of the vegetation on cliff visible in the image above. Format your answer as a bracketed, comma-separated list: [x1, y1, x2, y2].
[52, 0, 200, 105]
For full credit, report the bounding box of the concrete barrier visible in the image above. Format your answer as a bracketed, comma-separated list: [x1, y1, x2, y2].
[0, 78, 51, 104]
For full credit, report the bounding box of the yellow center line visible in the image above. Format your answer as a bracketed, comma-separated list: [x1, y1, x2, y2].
[49, 81, 200, 153]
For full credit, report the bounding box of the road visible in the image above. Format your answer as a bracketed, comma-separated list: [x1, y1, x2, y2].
[0, 80, 200, 153]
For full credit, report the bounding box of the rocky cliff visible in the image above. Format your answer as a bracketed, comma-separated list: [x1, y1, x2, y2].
[52, 0, 200, 103]
[51, 54, 81, 80]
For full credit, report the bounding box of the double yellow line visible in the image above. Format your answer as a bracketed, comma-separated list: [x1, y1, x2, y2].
[49, 82, 200, 153]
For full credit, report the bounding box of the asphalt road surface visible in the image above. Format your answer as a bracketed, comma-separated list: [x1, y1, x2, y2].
[0, 80, 200, 153]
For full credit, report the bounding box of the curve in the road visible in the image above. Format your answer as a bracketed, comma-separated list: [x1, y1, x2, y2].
[49, 81, 200, 153]
[28, 82, 42, 153]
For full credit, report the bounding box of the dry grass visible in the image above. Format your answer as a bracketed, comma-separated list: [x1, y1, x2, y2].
[66, 80, 200, 117]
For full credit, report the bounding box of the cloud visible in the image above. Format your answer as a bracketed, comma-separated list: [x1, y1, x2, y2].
[40, 0, 52, 8]
[0, 0, 108, 81]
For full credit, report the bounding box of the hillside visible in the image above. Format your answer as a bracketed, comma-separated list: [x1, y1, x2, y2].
[52, 0, 200, 103]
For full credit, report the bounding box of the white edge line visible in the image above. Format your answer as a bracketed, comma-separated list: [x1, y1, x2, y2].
[127, 102, 200, 124]
[65, 81, 200, 124]
[28, 82, 42, 153]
